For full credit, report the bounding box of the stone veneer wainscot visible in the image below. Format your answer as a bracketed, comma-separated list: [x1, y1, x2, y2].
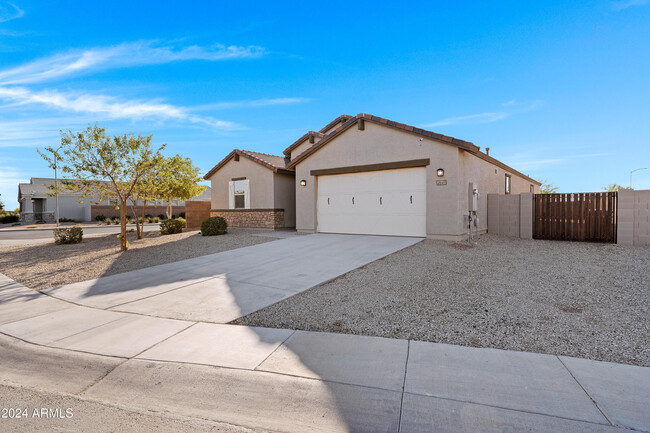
[210, 209, 285, 229]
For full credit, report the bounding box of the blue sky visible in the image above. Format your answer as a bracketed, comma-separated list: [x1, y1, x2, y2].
[1, 0, 649, 209]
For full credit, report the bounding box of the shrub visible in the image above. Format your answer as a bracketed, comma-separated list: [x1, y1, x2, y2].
[160, 218, 184, 235]
[105, 219, 111, 225]
[179, 211, 186, 219]
[112, 217, 120, 224]
[145, 214, 153, 218]
[176, 217, 186, 228]
[201, 216, 227, 236]
[153, 216, 160, 223]
[95, 214, 106, 221]
[157, 214, 166, 220]
[0, 214, 19, 224]
[53, 227, 83, 244]
[146, 216, 154, 223]
[59, 217, 76, 222]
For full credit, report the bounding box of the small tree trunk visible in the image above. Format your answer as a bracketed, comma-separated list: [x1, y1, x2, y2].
[139, 200, 147, 240]
[130, 203, 141, 239]
[120, 198, 128, 251]
[166, 198, 172, 220]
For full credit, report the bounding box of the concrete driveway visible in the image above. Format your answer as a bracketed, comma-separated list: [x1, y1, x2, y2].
[43, 234, 422, 322]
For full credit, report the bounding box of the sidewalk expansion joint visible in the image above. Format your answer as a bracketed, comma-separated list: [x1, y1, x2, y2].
[402, 390, 614, 428]
[253, 329, 296, 370]
[397, 339, 410, 433]
[556, 355, 614, 426]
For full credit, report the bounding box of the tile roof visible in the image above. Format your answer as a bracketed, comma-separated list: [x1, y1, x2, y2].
[318, 114, 353, 133]
[203, 149, 293, 180]
[285, 113, 541, 185]
[282, 131, 325, 157]
[286, 113, 479, 169]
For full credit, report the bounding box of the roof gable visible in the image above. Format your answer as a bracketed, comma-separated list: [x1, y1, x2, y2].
[203, 149, 292, 180]
[286, 113, 540, 185]
[282, 131, 325, 157]
[286, 113, 479, 169]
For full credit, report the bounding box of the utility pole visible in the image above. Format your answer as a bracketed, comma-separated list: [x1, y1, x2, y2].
[630, 168, 647, 190]
[54, 144, 63, 227]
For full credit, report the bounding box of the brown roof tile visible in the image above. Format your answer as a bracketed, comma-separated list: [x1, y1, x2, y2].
[285, 113, 540, 184]
[282, 131, 325, 157]
[318, 114, 353, 133]
[203, 149, 293, 180]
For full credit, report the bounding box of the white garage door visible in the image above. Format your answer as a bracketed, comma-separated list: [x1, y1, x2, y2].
[317, 167, 426, 237]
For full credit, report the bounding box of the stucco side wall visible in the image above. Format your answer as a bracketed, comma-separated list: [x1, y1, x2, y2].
[458, 151, 540, 233]
[273, 172, 296, 227]
[208, 157, 274, 209]
[46, 195, 92, 221]
[294, 121, 462, 237]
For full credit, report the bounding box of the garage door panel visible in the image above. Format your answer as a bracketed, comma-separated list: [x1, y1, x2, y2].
[317, 168, 426, 237]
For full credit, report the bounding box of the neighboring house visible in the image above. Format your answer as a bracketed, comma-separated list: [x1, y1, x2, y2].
[18, 177, 211, 223]
[18, 178, 94, 223]
[210, 112, 541, 238]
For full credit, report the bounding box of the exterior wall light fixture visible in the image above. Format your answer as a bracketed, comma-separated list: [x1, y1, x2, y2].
[436, 168, 445, 177]
[300, 179, 307, 186]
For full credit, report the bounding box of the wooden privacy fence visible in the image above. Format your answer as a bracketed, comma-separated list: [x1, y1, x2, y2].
[534, 192, 617, 243]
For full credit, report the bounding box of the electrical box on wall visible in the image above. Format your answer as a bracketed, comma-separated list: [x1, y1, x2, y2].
[468, 182, 479, 212]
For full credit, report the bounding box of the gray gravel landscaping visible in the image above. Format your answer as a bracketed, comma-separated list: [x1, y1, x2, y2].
[235, 234, 650, 367]
[0, 228, 274, 291]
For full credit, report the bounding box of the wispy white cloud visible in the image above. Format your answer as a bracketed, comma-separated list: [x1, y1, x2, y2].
[0, 86, 241, 130]
[192, 97, 310, 111]
[425, 111, 509, 127]
[0, 1, 23, 23]
[0, 41, 265, 84]
[0, 117, 100, 148]
[611, 0, 648, 10]
[424, 100, 543, 128]
[505, 151, 610, 171]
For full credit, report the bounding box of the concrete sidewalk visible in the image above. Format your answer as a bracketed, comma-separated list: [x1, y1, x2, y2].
[0, 273, 648, 432]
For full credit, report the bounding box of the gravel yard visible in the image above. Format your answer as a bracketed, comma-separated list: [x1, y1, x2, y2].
[236, 235, 650, 366]
[0, 229, 273, 291]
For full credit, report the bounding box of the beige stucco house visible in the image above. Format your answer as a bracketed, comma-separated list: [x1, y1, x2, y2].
[204, 113, 540, 238]
[203, 150, 296, 228]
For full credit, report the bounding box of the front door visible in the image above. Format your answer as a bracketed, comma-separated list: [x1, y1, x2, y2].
[33, 199, 44, 221]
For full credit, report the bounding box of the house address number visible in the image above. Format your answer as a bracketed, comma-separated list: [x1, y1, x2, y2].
[436, 180, 447, 186]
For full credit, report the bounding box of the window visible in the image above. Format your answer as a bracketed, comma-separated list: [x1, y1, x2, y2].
[530, 184, 534, 193]
[229, 179, 250, 209]
[505, 174, 511, 195]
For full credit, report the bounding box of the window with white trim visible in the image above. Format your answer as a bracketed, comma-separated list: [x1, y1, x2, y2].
[229, 179, 250, 209]
[505, 174, 511, 195]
